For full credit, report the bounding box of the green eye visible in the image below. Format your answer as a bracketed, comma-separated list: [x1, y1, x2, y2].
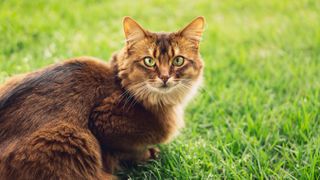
[144, 57, 156, 67]
[173, 56, 185, 66]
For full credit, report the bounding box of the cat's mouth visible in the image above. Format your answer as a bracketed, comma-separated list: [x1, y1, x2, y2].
[160, 84, 169, 88]
[147, 83, 177, 93]
[158, 85, 170, 91]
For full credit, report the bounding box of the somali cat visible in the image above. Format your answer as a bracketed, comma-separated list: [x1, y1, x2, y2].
[0, 16, 205, 179]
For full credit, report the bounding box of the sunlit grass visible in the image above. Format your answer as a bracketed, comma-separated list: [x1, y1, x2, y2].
[0, 0, 319, 179]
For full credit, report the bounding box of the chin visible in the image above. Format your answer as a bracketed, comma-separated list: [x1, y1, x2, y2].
[143, 84, 186, 106]
[156, 86, 176, 94]
[135, 77, 202, 107]
[149, 82, 183, 95]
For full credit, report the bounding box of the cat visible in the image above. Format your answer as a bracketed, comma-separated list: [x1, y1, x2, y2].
[0, 16, 205, 179]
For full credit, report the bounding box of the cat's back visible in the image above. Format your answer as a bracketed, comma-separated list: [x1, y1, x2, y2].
[0, 57, 118, 143]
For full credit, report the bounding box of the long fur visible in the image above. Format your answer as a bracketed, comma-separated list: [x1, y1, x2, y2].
[0, 17, 205, 179]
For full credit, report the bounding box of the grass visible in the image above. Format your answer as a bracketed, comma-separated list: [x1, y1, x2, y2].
[1, 0, 319, 179]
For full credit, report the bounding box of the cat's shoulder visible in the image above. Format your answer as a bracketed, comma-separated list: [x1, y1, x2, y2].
[65, 56, 106, 63]
[63, 56, 111, 70]
[60, 56, 116, 79]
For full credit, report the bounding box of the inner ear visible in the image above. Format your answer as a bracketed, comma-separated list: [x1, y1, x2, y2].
[178, 16, 205, 42]
[123, 17, 147, 43]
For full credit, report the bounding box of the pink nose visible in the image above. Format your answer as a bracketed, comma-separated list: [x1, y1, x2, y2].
[159, 75, 169, 84]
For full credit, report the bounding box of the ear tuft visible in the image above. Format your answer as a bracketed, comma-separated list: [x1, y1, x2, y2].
[123, 17, 146, 43]
[179, 16, 205, 42]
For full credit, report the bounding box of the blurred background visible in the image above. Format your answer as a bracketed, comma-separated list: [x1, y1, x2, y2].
[0, 0, 319, 179]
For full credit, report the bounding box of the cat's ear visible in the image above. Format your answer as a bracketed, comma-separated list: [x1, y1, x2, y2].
[123, 17, 147, 43]
[178, 16, 205, 42]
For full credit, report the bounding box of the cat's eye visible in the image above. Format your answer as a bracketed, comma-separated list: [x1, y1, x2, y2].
[143, 57, 156, 67]
[172, 56, 185, 67]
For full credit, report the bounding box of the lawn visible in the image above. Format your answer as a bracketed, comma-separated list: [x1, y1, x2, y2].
[0, 0, 319, 179]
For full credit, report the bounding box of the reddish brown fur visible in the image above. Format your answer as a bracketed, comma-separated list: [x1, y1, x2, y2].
[0, 17, 205, 179]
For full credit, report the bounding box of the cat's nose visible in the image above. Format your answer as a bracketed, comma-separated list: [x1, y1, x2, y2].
[160, 75, 170, 84]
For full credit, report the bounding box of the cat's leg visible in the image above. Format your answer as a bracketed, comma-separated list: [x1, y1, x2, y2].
[100, 148, 156, 173]
[101, 146, 160, 170]
[0, 122, 117, 180]
[101, 151, 121, 174]
[118, 147, 160, 162]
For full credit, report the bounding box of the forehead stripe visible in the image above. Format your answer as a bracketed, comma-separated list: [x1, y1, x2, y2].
[156, 35, 171, 56]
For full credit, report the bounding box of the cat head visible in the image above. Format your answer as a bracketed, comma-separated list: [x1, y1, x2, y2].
[117, 17, 205, 107]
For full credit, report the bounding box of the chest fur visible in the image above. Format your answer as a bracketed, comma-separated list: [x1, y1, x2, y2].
[154, 106, 184, 143]
[90, 92, 185, 146]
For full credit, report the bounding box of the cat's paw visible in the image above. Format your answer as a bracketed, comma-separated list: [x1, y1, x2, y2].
[148, 147, 160, 160]
[137, 147, 160, 162]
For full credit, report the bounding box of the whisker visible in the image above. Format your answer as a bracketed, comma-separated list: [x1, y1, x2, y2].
[121, 82, 146, 111]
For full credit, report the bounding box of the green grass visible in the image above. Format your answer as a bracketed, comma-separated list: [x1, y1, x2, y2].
[1, 0, 320, 179]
